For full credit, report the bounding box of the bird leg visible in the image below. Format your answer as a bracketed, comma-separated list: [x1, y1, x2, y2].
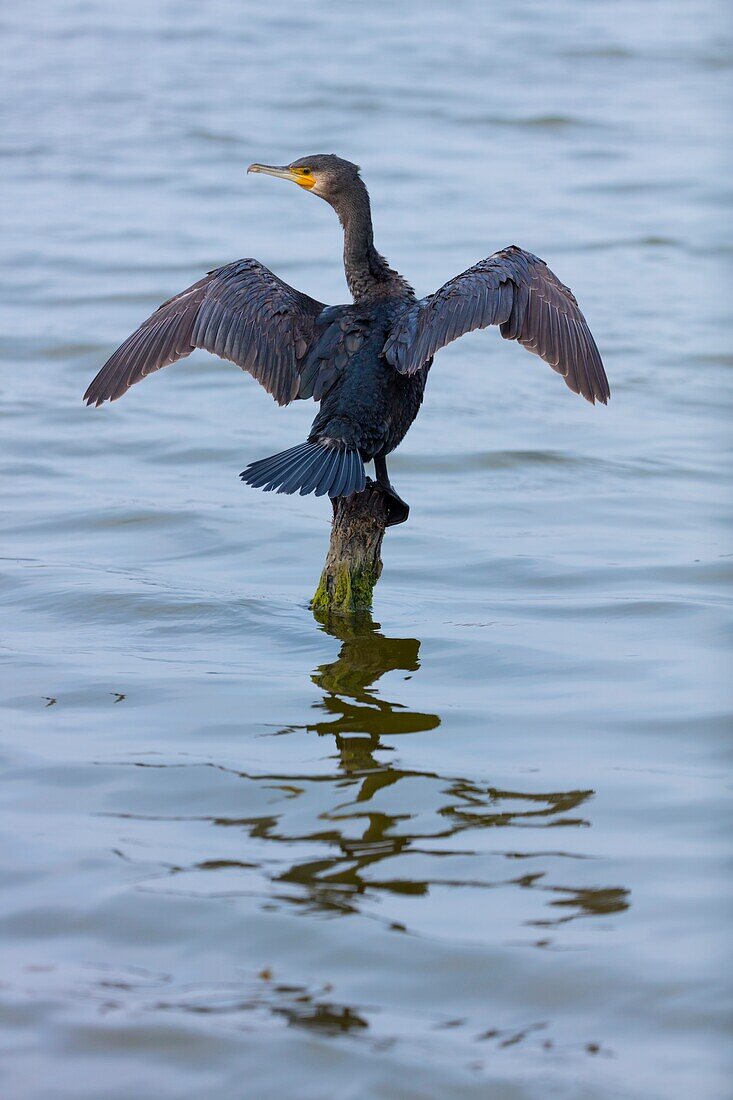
[373, 453, 410, 527]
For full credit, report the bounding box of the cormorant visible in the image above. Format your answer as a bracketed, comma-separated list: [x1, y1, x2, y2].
[84, 155, 609, 526]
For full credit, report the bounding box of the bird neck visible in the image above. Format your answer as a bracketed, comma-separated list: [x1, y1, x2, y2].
[334, 182, 414, 303]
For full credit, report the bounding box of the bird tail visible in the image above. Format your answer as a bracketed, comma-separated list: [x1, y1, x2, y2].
[240, 441, 366, 499]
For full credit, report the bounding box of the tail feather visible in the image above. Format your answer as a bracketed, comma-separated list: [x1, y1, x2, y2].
[330, 454, 350, 500]
[314, 449, 339, 497]
[300, 451, 328, 495]
[332, 449, 357, 499]
[280, 447, 322, 494]
[245, 448, 296, 487]
[241, 442, 366, 500]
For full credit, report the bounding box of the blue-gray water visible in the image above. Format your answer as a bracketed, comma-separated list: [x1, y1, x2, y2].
[1, 2, 731, 1098]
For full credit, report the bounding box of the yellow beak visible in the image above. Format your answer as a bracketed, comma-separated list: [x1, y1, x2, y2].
[247, 163, 315, 189]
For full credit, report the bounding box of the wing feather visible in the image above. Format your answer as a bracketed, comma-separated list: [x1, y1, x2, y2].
[384, 245, 609, 405]
[84, 259, 328, 408]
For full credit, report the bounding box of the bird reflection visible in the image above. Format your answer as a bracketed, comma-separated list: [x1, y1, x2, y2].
[118, 611, 629, 940]
[264, 612, 629, 929]
[105, 612, 630, 1039]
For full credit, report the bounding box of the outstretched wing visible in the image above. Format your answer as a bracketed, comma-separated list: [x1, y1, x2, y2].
[84, 259, 327, 408]
[383, 246, 609, 405]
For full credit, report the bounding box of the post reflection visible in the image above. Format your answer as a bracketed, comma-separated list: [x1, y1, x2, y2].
[308, 610, 440, 771]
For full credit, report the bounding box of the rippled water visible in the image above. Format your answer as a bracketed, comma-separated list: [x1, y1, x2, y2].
[1, 2, 731, 1097]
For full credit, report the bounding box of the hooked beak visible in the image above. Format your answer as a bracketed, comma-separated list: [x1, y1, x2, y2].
[247, 163, 315, 189]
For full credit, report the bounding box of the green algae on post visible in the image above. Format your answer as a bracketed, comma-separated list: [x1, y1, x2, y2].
[311, 481, 388, 614]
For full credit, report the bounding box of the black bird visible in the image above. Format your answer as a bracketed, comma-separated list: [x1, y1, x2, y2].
[84, 155, 609, 526]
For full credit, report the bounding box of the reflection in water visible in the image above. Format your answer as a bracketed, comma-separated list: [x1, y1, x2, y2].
[98, 612, 630, 1037]
[13, 962, 372, 1039]
[310, 612, 441, 746]
[116, 613, 629, 935]
[307, 612, 440, 808]
[273, 614, 625, 927]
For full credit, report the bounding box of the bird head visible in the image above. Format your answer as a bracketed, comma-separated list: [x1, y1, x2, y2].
[247, 154, 362, 206]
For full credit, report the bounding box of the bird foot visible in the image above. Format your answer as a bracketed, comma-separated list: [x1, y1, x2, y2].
[379, 483, 410, 527]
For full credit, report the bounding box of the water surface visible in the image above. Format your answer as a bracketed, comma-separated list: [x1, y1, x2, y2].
[1, 1, 731, 1097]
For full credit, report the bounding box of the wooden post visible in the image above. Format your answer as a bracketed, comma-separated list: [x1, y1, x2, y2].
[311, 479, 389, 615]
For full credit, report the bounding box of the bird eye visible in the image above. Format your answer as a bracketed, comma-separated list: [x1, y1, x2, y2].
[299, 168, 311, 176]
